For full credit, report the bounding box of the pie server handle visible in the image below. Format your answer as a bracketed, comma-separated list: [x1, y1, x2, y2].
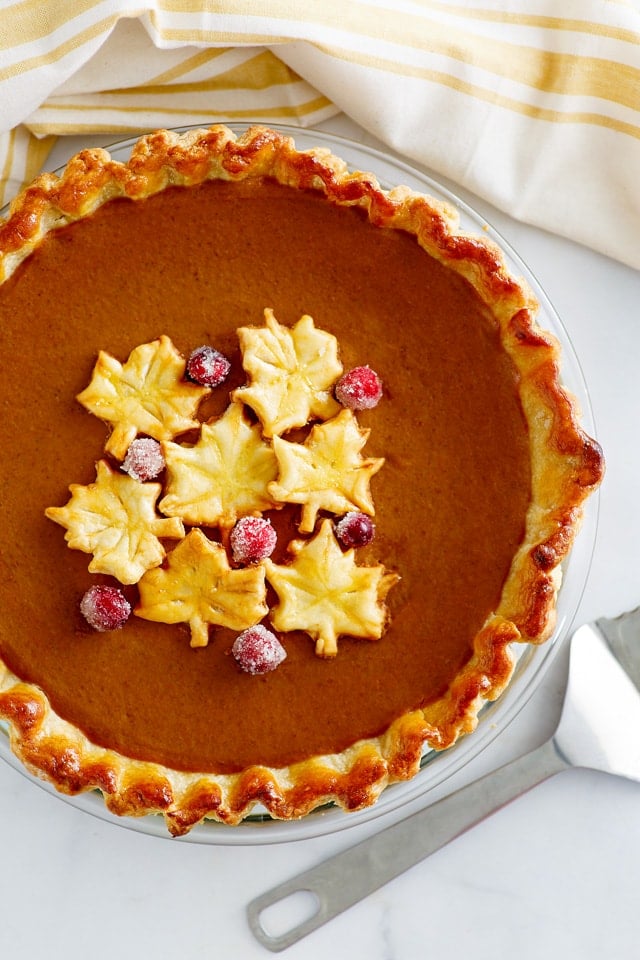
[247, 739, 566, 951]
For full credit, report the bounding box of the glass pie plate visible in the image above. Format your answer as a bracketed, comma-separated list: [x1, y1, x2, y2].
[0, 124, 599, 844]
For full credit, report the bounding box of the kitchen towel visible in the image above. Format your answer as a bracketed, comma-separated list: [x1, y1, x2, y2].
[1, 1, 639, 269]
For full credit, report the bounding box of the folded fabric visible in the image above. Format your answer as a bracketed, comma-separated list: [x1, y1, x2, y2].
[1, 1, 638, 270]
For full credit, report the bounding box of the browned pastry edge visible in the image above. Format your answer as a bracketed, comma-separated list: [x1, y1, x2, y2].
[0, 125, 604, 835]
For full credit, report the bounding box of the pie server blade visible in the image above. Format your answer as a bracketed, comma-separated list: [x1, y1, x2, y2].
[247, 607, 640, 951]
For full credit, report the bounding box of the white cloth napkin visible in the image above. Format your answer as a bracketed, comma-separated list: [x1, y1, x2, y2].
[1, 1, 639, 270]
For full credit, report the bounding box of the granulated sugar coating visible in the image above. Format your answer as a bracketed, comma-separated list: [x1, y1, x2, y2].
[230, 516, 277, 565]
[80, 585, 131, 632]
[231, 625, 287, 675]
[186, 344, 231, 387]
[334, 511, 376, 549]
[335, 365, 383, 410]
[121, 438, 165, 482]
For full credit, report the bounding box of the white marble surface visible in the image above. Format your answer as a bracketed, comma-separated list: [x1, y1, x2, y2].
[1, 115, 639, 958]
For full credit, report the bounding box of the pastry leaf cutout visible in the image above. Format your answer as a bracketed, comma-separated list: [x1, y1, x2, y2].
[77, 336, 209, 459]
[136, 529, 269, 647]
[232, 308, 342, 437]
[269, 408, 384, 533]
[45, 460, 185, 584]
[160, 402, 279, 528]
[265, 519, 399, 657]
[48, 315, 392, 658]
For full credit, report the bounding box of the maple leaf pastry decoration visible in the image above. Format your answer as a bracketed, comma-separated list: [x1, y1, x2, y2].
[232, 308, 343, 437]
[136, 529, 269, 647]
[159, 402, 279, 528]
[268, 408, 384, 533]
[264, 519, 399, 657]
[77, 335, 210, 460]
[45, 460, 185, 584]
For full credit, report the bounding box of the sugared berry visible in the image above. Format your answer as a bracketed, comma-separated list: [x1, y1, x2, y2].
[230, 516, 277, 565]
[335, 511, 375, 549]
[335, 366, 382, 410]
[232, 625, 287, 675]
[80, 585, 131, 632]
[121, 438, 165, 482]
[186, 345, 231, 387]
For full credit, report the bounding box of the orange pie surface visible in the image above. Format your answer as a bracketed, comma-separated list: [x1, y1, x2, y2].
[0, 126, 603, 833]
[0, 177, 530, 773]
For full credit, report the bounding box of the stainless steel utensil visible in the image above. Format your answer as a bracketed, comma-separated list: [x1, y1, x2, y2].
[247, 609, 640, 951]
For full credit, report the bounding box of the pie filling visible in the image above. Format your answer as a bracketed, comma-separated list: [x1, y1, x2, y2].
[0, 177, 531, 774]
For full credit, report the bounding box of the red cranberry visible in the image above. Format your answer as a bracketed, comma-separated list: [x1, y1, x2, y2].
[334, 512, 375, 548]
[230, 516, 277, 565]
[232, 625, 287, 675]
[80, 585, 131, 632]
[121, 438, 165, 482]
[186, 345, 231, 387]
[335, 366, 382, 410]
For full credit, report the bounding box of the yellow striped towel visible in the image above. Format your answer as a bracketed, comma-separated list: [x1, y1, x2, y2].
[0, 1, 639, 269]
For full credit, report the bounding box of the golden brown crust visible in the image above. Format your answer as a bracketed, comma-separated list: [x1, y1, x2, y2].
[0, 125, 603, 834]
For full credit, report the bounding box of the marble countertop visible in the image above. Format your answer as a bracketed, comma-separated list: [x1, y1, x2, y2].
[1, 116, 638, 958]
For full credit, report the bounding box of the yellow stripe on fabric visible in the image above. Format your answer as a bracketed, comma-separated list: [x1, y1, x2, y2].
[0, 129, 17, 207]
[145, 22, 289, 47]
[147, 47, 232, 85]
[99, 50, 305, 97]
[23, 133, 58, 186]
[0, 0, 137, 51]
[3, 2, 637, 114]
[156, 0, 640, 46]
[26, 93, 333, 129]
[153, 2, 640, 111]
[411, 1, 640, 46]
[316, 42, 640, 141]
[0, 15, 119, 81]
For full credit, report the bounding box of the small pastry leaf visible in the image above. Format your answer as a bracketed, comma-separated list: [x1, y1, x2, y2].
[77, 335, 209, 459]
[269, 408, 384, 533]
[160, 402, 279, 528]
[136, 529, 269, 647]
[45, 460, 185, 584]
[264, 519, 398, 657]
[232, 309, 342, 437]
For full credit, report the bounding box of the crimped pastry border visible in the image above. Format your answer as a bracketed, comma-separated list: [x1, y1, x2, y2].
[0, 125, 603, 835]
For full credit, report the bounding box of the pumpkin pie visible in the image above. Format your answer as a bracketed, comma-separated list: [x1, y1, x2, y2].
[0, 125, 603, 835]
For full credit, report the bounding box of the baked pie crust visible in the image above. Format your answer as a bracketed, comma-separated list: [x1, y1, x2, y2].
[0, 125, 603, 835]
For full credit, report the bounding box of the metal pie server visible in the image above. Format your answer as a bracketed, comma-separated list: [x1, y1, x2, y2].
[247, 608, 640, 952]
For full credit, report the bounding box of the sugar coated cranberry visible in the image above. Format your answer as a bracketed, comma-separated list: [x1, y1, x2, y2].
[230, 516, 277, 565]
[335, 366, 382, 410]
[232, 625, 287, 675]
[121, 438, 165, 482]
[335, 511, 375, 549]
[80, 585, 131, 632]
[186, 345, 231, 387]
